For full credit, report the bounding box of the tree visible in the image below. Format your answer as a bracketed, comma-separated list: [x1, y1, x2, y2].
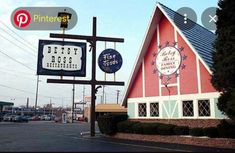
[212, 0, 235, 120]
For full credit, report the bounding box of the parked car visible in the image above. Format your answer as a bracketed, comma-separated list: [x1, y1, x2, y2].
[77, 117, 88, 122]
[0, 114, 3, 122]
[40, 115, 51, 121]
[13, 115, 28, 122]
[30, 116, 40, 121]
[3, 114, 16, 122]
[48, 114, 55, 121]
[54, 116, 62, 123]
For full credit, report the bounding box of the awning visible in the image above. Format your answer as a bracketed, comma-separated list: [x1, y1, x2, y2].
[0, 101, 14, 106]
[95, 104, 127, 113]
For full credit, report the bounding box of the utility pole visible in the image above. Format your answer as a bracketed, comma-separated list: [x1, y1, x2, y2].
[72, 77, 75, 123]
[34, 75, 39, 116]
[82, 85, 85, 118]
[102, 85, 105, 104]
[26, 97, 29, 109]
[50, 99, 52, 115]
[116, 90, 120, 104]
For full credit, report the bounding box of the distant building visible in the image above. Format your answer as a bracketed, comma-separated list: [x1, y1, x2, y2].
[84, 104, 127, 122]
[0, 101, 14, 114]
[122, 3, 225, 127]
[95, 104, 127, 119]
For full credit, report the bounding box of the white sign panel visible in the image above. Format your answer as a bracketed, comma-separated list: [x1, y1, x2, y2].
[156, 46, 182, 76]
[37, 40, 86, 77]
[42, 44, 82, 71]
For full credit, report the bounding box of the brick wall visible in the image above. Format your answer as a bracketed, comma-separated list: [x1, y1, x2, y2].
[130, 119, 223, 128]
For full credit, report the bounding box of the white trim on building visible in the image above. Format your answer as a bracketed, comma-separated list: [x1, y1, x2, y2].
[128, 92, 222, 119]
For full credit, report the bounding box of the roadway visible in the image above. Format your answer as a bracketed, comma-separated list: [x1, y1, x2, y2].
[0, 121, 234, 152]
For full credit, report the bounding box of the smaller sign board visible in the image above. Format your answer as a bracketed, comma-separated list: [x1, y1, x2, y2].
[98, 48, 123, 74]
[156, 46, 182, 76]
[37, 40, 86, 76]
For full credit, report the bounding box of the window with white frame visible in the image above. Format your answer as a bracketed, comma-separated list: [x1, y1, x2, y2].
[150, 102, 159, 117]
[182, 100, 194, 117]
[198, 100, 210, 116]
[138, 103, 146, 117]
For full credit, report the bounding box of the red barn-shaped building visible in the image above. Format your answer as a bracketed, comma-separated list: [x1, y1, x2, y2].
[122, 3, 225, 127]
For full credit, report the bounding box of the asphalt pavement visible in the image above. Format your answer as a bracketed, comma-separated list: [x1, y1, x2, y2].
[0, 121, 234, 152]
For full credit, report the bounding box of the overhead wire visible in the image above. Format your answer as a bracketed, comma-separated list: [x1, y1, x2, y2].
[0, 33, 37, 57]
[0, 21, 37, 50]
[0, 83, 71, 100]
[0, 49, 36, 71]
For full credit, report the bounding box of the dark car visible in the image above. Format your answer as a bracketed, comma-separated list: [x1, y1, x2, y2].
[13, 115, 28, 122]
[0, 114, 3, 122]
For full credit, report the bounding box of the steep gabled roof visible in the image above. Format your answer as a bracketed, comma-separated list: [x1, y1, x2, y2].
[122, 3, 216, 107]
[159, 3, 216, 68]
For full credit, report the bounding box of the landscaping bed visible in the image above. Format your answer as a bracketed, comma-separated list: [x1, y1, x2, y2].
[108, 133, 235, 149]
[97, 114, 235, 149]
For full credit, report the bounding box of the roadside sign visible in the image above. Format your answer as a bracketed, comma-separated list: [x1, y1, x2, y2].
[37, 39, 86, 76]
[98, 48, 123, 74]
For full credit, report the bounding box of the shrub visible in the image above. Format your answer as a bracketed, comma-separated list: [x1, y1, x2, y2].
[173, 126, 189, 135]
[117, 120, 137, 133]
[217, 120, 235, 138]
[97, 114, 128, 135]
[132, 122, 143, 134]
[142, 123, 159, 135]
[203, 127, 219, 138]
[117, 121, 127, 132]
[189, 128, 204, 136]
[158, 124, 176, 135]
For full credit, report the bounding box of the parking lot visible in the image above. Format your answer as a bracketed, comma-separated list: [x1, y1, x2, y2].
[0, 121, 234, 152]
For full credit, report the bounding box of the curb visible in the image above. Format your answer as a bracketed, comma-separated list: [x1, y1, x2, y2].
[108, 133, 235, 149]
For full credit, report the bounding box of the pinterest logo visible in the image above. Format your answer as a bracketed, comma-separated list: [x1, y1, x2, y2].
[13, 10, 31, 28]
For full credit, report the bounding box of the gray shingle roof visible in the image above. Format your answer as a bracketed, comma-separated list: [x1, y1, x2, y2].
[159, 3, 216, 69]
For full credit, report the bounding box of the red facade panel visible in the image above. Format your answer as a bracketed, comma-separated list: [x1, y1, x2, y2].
[128, 64, 143, 98]
[144, 30, 159, 97]
[162, 86, 178, 95]
[177, 33, 198, 94]
[127, 10, 217, 100]
[200, 61, 217, 93]
[159, 16, 177, 96]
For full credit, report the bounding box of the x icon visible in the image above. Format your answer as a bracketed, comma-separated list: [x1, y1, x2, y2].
[209, 15, 217, 23]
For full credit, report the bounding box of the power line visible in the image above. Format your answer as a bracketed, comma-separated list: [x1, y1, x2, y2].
[0, 83, 71, 100]
[0, 69, 36, 80]
[0, 49, 36, 72]
[0, 83, 36, 95]
[0, 94, 34, 100]
[0, 26, 37, 52]
[0, 21, 37, 50]
[0, 33, 37, 57]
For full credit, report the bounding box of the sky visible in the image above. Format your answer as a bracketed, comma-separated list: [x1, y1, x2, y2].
[0, 0, 218, 108]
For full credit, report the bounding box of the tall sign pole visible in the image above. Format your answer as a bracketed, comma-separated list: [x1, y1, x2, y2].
[90, 17, 97, 136]
[46, 17, 124, 137]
